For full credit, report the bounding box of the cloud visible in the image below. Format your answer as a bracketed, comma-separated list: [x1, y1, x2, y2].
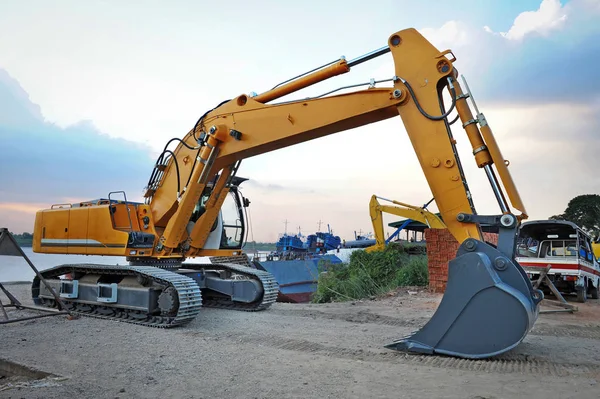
[404, 1, 600, 105]
[459, 101, 600, 221]
[457, 0, 600, 106]
[243, 179, 305, 193]
[0, 202, 51, 233]
[485, 0, 568, 41]
[575, 0, 600, 13]
[243, 178, 324, 198]
[0, 69, 156, 233]
[420, 21, 472, 48]
[0, 69, 44, 128]
[0, 203, 48, 214]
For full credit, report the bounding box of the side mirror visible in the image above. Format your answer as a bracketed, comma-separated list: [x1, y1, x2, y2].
[243, 198, 251, 208]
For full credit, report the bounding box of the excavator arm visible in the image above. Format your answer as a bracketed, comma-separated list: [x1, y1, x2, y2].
[366, 195, 446, 252]
[148, 29, 526, 260]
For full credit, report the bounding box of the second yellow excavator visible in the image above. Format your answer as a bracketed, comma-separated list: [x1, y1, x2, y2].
[30, 28, 542, 359]
[366, 195, 446, 252]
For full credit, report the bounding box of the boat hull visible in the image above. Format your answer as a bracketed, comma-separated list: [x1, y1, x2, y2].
[255, 255, 343, 303]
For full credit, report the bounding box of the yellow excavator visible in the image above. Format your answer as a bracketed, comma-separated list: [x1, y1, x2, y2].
[366, 195, 446, 252]
[31, 28, 543, 359]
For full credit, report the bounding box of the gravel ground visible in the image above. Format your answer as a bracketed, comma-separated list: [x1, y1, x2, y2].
[1, 283, 600, 399]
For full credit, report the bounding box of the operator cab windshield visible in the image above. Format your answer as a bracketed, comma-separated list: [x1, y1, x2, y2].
[190, 193, 210, 223]
[188, 180, 247, 249]
[219, 190, 244, 249]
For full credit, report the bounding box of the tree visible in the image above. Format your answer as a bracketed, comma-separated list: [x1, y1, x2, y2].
[550, 194, 600, 238]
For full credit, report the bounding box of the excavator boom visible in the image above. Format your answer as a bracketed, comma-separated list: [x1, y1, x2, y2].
[31, 28, 542, 359]
[146, 30, 529, 260]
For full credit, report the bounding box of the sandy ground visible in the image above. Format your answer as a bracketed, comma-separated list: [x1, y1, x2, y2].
[1, 283, 600, 399]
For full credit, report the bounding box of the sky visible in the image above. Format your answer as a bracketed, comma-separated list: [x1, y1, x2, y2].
[0, 0, 599, 242]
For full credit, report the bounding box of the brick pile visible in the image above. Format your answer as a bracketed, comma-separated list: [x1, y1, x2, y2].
[425, 229, 498, 293]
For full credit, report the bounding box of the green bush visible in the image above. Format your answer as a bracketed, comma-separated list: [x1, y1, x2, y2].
[312, 243, 428, 303]
[396, 256, 428, 286]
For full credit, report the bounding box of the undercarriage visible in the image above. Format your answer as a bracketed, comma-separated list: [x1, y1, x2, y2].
[32, 262, 279, 328]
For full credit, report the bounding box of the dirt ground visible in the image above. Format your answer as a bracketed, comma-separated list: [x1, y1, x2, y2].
[1, 283, 599, 399]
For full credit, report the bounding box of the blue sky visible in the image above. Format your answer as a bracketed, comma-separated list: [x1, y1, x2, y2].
[0, 0, 599, 241]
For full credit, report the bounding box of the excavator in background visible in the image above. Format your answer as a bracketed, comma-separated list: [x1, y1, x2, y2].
[366, 195, 446, 252]
[30, 28, 543, 359]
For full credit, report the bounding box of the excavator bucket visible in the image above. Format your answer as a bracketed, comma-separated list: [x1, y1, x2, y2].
[386, 236, 543, 359]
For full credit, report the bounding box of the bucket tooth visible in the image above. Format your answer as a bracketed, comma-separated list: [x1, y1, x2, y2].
[387, 240, 542, 359]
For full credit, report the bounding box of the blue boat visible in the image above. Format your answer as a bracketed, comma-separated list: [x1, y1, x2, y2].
[253, 254, 343, 302]
[305, 224, 342, 253]
[275, 233, 307, 253]
[248, 222, 343, 302]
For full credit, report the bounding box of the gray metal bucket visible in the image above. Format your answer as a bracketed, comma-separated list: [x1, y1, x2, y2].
[386, 239, 543, 359]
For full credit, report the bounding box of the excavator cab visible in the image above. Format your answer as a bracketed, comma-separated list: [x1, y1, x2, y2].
[187, 176, 249, 251]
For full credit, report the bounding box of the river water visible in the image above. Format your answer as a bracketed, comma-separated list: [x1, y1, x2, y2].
[0, 248, 128, 283]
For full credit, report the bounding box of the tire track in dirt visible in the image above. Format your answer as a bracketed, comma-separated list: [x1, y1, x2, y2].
[234, 334, 600, 377]
[529, 324, 600, 340]
[271, 308, 600, 340]
[268, 307, 428, 328]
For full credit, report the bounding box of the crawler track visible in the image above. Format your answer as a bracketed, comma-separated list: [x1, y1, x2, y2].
[183, 262, 279, 311]
[32, 262, 278, 328]
[32, 264, 203, 328]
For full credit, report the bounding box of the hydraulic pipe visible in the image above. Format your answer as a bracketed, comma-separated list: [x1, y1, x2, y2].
[347, 46, 390, 67]
[484, 164, 510, 213]
[423, 197, 435, 208]
[253, 60, 350, 104]
[375, 196, 416, 209]
[453, 81, 493, 168]
[375, 195, 439, 213]
[253, 46, 391, 104]
[461, 75, 528, 217]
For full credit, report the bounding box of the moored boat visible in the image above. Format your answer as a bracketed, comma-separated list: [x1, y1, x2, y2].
[248, 222, 343, 302]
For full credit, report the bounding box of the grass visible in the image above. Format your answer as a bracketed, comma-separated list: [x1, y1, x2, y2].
[312, 242, 428, 303]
